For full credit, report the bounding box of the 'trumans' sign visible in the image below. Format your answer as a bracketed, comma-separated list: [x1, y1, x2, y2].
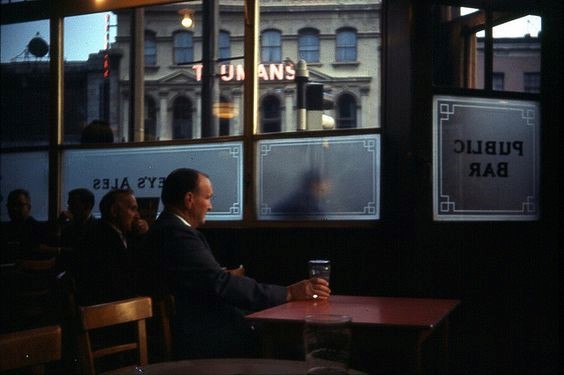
[433, 95, 540, 221]
[192, 63, 295, 82]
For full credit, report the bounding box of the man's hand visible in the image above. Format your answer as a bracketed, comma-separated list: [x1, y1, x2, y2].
[132, 219, 149, 234]
[226, 265, 246, 277]
[286, 278, 331, 301]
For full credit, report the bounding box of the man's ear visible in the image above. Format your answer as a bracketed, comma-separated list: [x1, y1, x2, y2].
[110, 203, 119, 220]
[183, 192, 193, 208]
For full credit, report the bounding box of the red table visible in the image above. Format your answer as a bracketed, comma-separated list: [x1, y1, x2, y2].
[246, 295, 460, 373]
[104, 358, 367, 375]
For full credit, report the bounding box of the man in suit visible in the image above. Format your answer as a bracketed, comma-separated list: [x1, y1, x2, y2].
[58, 188, 98, 273]
[145, 168, 330, 359]
[1, 189, 57, 263]
[74, 189, 149, 306]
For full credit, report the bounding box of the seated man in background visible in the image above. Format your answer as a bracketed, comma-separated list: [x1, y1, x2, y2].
[58, 188, 98, 272]
[1, 189, 51, 263]
[144, 168, 331, 359]
[74, 188, 149, 306]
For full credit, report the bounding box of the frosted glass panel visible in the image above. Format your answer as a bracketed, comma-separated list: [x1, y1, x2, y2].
[433, 95, 540, 221]
[62, 143, 242, 220]
[0, 152, 49, 221]
[257, 134, 380, 220]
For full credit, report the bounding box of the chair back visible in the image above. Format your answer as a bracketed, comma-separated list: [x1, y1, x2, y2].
[0, 325, 62, 372]
[153, 294, 175, 361]
[18, 257, 57, 272]
[14, 256, 59, 322]
[78, 296, 152, 375]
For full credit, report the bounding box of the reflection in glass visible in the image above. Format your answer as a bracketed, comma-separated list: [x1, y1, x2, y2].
[257, 134, 380, 220]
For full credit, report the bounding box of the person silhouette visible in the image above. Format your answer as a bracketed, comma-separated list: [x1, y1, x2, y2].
[80, 119, 114, 144]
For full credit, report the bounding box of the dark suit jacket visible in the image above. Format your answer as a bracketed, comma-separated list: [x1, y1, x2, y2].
[145, 211, 287, 359]
[74, 220, 138, 306]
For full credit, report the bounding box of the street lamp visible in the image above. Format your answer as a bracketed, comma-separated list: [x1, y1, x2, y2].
[178, 8, 194, 29]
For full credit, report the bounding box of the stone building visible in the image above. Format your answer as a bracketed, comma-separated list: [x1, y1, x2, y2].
[110, 0, 382, 141]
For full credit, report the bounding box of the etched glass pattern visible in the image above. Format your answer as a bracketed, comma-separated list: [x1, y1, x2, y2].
[257, 134, 380, 220]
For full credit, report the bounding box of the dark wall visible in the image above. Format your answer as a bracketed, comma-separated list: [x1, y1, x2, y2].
[204, 217, 558, 373]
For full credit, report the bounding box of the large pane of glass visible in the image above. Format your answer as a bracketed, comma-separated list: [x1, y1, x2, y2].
[433, 95, 540, 221]
[257, 134, 380, 220]
[106, 2, 245, 141]
[434, 6, 541, 93]
[62, 143, 243, 220]
[217, 2, 245, 137]
[1, 19, 50, 147]
[258, 1, 381, 133]
[480, 15, 542, 93]
[63, 12, 120, 144]
[0, 152, 49, 221]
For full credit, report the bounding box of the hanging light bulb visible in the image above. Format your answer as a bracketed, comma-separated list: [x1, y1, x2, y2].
[178, 9, 194, 29]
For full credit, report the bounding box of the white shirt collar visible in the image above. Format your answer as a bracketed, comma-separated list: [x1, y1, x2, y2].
[173, 213, 191, 227]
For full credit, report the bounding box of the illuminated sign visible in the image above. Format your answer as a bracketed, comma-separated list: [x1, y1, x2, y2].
[192, 63, 295, 82]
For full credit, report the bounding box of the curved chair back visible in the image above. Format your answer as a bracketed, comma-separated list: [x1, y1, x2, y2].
[77, 296, 152, 375]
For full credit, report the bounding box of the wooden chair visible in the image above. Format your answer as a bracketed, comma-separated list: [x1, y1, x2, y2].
[0, 325, 62, 373]
[152, 294, 175, 361]
[14, 257, 59, 322]
[17, 257, 57, 272]
[77, 296, 152, 375]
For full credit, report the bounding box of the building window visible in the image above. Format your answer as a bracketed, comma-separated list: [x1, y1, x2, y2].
[492, 72, 505, 91]
[218, 96, 231, 136]
[261, 29, 281, 63]
[173, 96, 193, 139]
[219, 30, 231, 61]
[145, 30, 157, 66]
[524, 72, 540, 93]
[173, 30, 193, 64]
[298, 28, 320, 63]
[336, 28, 357, 62]
[144, 96, 157, 140]
[336, 93, 357, 128]
[261, 95, 281, 133]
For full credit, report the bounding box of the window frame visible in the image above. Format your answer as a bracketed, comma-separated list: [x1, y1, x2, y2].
[1, 0, 383, 228]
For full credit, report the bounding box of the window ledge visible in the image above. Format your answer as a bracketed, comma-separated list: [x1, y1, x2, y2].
[332, 61, 360, 67]
[145, 65, 160, 73]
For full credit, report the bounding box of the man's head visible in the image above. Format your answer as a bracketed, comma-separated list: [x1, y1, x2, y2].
[99, 189, 140, 233]
[68, 188, 95, 222]
[162, 168, 213, 228]
[6, 189, 31, 222]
